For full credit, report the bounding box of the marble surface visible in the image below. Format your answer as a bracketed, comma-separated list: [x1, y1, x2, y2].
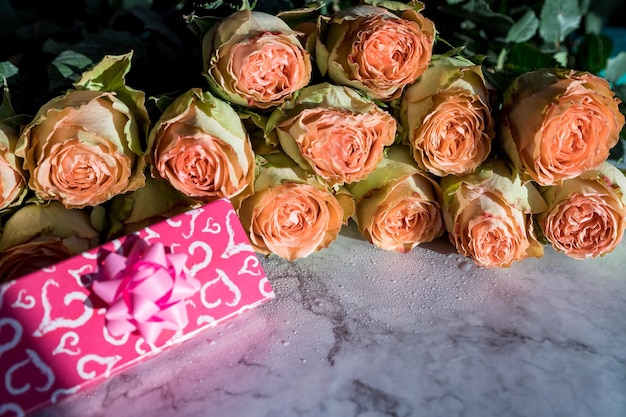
[29, 223, 626, 417]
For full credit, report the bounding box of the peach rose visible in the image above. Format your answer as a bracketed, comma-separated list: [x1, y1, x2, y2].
[0, 202, 100, 282]
[0, 123, 27, 211]
[202, 10, 312, 109]
[316, 4, 435, 101]
[15, 53, 147, 209]
[538, 162, 626, 259]
[267, 83, 396, 186]
[237, 152, 349, 261]
[500, 68, 624, 186]
[400, 56, 495, 177]
[0, 241, 74, 283]
[347, 145, 444, 252]
[148, 88, 255, 204]
[16, 89, 146, 208]
[441, 160, 547, 268]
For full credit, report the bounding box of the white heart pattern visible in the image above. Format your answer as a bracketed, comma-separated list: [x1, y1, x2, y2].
[200, 269, 242, 308]
[0, 318, 22, 358]
[188, 241, 213, 276]
[76, 354, 122, 380]
[0, 403, 25, 417]
[52, 332, 81, 356]
[10, 290, 35, 310]
[33, 280, 94, 337]
[221, 209, 254, 259]
[239, 255, 262, 276]
[5, 349, 55, 395]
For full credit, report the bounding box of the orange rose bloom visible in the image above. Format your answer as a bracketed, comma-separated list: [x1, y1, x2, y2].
[0, 123, 26, 211]
[317, 4, 435, 100]
[501, 69, 624, 186]
[269, 83, 396, 187]
[16, 90, 146, 208]
[239, 182, 344, 261]
[0, 241, 74, 283]
[202, 10, 312, 109]
[538, 162, 626, 259]
[348, 145, 444, 252]
[400, 57, 494, 177]
[148, 89, 255, 203]
[441, 160, 547, 268]
[237, 152, 349, 261]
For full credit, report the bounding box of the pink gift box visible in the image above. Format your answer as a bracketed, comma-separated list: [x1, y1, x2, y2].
[0, 198, 274, 416]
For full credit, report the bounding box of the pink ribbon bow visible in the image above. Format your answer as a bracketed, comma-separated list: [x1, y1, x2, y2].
[92, 239, 201, 345]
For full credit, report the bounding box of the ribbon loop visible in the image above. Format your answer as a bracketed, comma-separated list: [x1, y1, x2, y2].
[92, 238, 201, 344]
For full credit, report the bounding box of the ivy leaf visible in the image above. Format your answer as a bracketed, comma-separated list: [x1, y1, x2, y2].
[506, 9, 538, 44]
[539, 0, 581, 44]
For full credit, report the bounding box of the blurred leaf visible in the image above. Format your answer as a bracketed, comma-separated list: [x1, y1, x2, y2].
[506, 9, 538, 44]
[0, 0, 17, 38]
[440, 0, 514, 33]
[539, 0, 581, 44]
[575, 33, 613, 74]
[505, 42, 560, 74]
[605, 52, 626, 86]
[123, 0, 153, 7]
[584, 11, 603, 35]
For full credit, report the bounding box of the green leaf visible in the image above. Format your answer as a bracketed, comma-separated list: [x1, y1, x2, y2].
[605, 52, 626, 86]
[0, 62, 18, 121]
[505, 42, 560, 74]
[506, 9, 538, 44]
[363, 0, 414, 11]
[584, 11, 603, 35]
[539, 0, 581, 44]
[48, 50, 94, 91]
[0, 61, 18, 85]
[575, 33, 613, 74]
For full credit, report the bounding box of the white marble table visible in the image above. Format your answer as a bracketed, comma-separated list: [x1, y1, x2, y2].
[30, 223, 626, 417]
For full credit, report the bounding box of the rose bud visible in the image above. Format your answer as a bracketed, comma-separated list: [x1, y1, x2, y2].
[441, 160, 547, 268]
[0, 123, 27, 211]
[538, 162, 626, 259]
[237, 152, 351, 261]
[16, 54, 147, 209]
[202, 10, 312, 110]
[266, 83, 396, 187]
[347, 145, 444, 252]
[500, 68, 625, 186]
[0, 201, 100, 282]
[316, 3, 435, 101]
[400, 56, 495, 177]
[147, 88, 255, 205]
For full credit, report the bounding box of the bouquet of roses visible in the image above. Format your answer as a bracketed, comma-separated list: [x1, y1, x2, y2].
[1, 0, 625, 280]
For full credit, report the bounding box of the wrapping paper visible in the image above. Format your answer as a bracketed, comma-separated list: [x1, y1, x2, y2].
[0, 198, 274, 416]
